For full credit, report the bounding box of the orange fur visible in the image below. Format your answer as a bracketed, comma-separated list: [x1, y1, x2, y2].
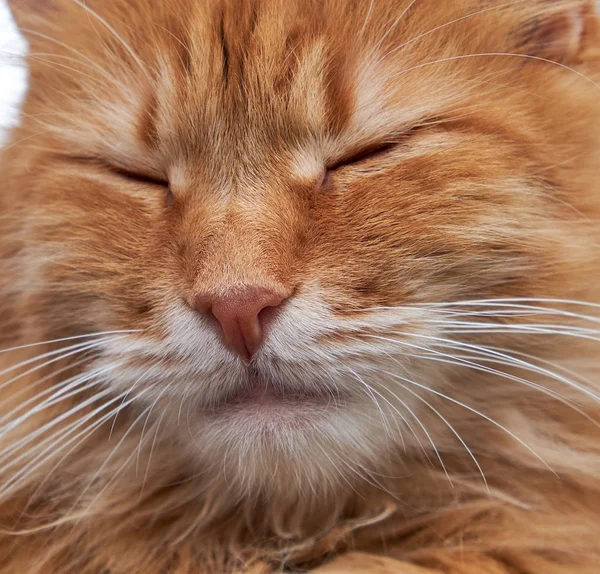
[1, 1, 600, 572]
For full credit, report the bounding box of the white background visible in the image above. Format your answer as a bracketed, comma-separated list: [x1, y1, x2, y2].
[0, 0, 27, 145]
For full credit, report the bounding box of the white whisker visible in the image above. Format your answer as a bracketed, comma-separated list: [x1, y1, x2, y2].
[109, 363, 156, 440]
[381, 369, 555, 474]
[0, 330, 140, 355]
[380, 0, 529, 61]
[135, 385, 172, 476]
[0, 381, 116, 466]
[426, 298, 600, 311]
[374, 0, 420, 52]
[75, 398, 158, 512]
[346, 367, 395, 440]
[19, 28, 132, 90]
[376, 379, 488, 490]
[140, 411, 166, 500]
[68, 0, 152, 82]
[0, 390, 139, 498]
[0, 369, 104, 433]
[314, 442, 364, 497]
[355, 375, 453, 486]
[366, 331, 600, 404]
[391, 53, 600, 91]
[0, 355, 94, 422]
[0, 337, 124, 400]
[427, 320, 600, 337]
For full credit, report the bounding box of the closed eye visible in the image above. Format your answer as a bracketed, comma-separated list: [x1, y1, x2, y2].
[321, 123, 434, 187]
[92, 159, 173, 204]
[74, 155, 170, 188]
[326, 141, 399, 172]
[321, 140, 400, 189]
[107, 164, 169, 188]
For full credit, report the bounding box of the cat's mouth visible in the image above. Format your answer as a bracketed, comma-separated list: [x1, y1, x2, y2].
[207, 373, 343, 417]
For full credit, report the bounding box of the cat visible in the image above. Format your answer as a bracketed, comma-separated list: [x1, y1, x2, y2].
[1, 0, 600, 572]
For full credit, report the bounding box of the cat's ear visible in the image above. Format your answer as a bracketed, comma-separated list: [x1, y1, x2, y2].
[520, 2, 599, 64]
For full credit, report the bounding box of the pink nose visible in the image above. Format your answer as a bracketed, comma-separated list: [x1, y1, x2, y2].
[194, 287, 290, 359]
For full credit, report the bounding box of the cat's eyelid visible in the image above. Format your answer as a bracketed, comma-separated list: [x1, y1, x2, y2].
[327, 140, 398, 172]
[105, 162, 169, 187]
[71, 155, 169, 186]
[326, 126, 421, 172]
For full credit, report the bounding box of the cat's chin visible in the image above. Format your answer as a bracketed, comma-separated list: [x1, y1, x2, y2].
[174, 384, 390, 498]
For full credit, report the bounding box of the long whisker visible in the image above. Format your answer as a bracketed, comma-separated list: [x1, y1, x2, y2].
[442, 328, 600, 344]
[67, 0, 152, 81]
[373, 0, 421, 52]
[109, 363, 157, 440]
[86, 422, 152, 514]
[0, 330, 140, 355]
[0, 367, 116, 464]
[1, 49, 108, 89]
[23, 386, 150, 515]
[434, 307, 600, 322]
[323, 440, 399, 496]
[0, 394, 143, 502]
[19, 28, 131, 89]
[375, 379, 488, 490]
[425, 298, 600, 311]
[351, 374, 453, 485]
[405, 349, 598, 427]
[1, 130, 53, 152]
[11, 404, 127, 521]
[0, 354, 94, 421]
[418, 344, 591, 405]
[348, 369, 409, 452]
[381, 369, 555, 474]
[0, 389, 136, 498]
[423, 318, 600, 335]
[314, 442, 364, 497]
[380, 0, 529, 61]
[135, 385, 172, 476]
[424, 353, 600, 432]
[351, 299, 600, 323]
[346, 368, 395, 440]
[0, 339, 111, 386]
[416, 334, 599, 403]
[139, 411, 167, 501]
[0, 368, 104, 433]
[0, 336, 127, 393]
[366, 331, 600, 402]
[483, 343, 598, 393]
[358, 0, 376, 39]
[74, 397, 159, 512]
[27, 55, 107, 84]
[391, 52, 600, 91]
[352, 332, 597, 457]
[363, 331, 600, 429]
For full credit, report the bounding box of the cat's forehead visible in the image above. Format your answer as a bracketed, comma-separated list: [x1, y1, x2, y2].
[147, 5, 453, 184]
[19, 0, 546, 182]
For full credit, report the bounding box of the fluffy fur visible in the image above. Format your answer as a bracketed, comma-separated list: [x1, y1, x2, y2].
[1, 0, 600, 572]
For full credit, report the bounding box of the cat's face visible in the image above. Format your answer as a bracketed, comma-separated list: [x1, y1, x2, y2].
[3, 0, 600, 494]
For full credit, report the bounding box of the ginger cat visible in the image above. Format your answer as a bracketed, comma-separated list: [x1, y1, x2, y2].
[1, 1, 600, 572]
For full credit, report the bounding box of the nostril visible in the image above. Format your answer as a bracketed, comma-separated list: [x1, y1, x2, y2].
[192, 286, 291, 359]
[193, 294, 214, 315]
[256, 304, 281, 333]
